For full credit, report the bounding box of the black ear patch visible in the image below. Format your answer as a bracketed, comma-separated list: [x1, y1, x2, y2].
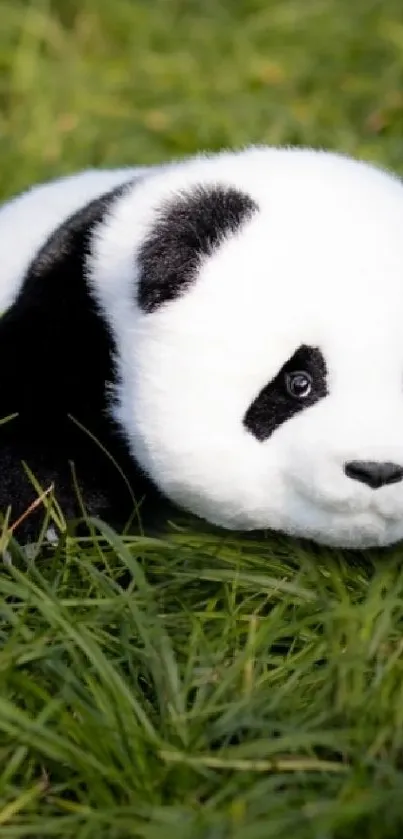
[244, 345, 328, 442]
[137, 184, 258, 312]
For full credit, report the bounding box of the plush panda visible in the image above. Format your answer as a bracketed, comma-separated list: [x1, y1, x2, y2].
[2, 145, 403, 550]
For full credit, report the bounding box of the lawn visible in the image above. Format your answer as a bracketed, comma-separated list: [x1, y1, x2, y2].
[2, 0, 403, 836]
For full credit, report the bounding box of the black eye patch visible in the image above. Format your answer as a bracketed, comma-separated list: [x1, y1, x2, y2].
[243, 345, 328, 442]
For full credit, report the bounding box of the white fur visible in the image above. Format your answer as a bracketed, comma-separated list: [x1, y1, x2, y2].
[5, 146, 403, 548]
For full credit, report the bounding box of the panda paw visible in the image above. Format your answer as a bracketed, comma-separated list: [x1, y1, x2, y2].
[2, 524, 61, 565]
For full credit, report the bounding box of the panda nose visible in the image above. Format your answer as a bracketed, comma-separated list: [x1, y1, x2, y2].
[344, 460, 403, 489]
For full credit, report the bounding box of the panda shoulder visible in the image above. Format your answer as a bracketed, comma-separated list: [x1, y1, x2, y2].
[0, 167, 143, 314]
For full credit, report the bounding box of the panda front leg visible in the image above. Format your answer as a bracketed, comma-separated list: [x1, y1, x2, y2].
[0, 438, 114, 558]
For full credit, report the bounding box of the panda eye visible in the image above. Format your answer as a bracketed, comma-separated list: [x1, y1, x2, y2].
[284, 370, 313, 400]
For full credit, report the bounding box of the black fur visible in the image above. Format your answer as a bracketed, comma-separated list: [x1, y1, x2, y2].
[244, 345, 328, 441]
[0, 184, 128, 418]
[137, 184, 258, 312]
[0, 182, 161, 541]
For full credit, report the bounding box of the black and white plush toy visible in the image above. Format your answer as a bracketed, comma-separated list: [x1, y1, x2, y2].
[2, 146, 403, 549]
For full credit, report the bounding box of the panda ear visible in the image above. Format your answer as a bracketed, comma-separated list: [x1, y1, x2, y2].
[137, 184, 258, 313]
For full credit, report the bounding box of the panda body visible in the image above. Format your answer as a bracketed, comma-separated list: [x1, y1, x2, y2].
[2, 146, 403, 548]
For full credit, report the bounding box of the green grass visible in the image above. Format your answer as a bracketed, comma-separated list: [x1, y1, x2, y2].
[3, 0, 403, 836]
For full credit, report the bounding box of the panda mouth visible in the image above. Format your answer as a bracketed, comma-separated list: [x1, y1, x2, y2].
[293, 484, 403, 524]
[367, 499, 403, 522]
[288, 498, 400, 548]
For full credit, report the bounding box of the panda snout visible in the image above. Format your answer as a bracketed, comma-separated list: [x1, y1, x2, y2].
[344, 460, 403, 489]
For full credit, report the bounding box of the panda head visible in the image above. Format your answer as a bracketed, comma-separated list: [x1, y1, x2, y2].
[89, 147, 403, 549]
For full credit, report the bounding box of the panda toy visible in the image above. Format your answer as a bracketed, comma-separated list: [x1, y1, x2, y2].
[2, 145, 403, 550]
